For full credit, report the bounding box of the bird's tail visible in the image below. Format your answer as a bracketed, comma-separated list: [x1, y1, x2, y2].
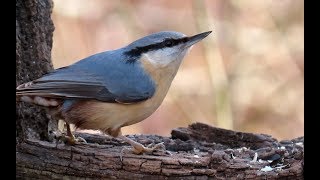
[16, 81, 34, 101]
[16, 81, 60, 107]
[16, 81, 42, 100]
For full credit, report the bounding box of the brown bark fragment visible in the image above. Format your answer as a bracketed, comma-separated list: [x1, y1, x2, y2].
[141, 160, 162, 174]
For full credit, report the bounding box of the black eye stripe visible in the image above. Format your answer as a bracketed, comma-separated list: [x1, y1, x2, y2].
[164, 40, 173, 47]
[162, 38, 183, 47]
[124, 37, 189, 58]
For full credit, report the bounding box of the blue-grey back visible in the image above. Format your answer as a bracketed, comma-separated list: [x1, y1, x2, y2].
[71, 49, 155, 98]
[27, 49, 156, 103]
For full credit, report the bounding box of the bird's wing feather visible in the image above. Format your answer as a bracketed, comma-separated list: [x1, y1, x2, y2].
[16, 53, 156, 103]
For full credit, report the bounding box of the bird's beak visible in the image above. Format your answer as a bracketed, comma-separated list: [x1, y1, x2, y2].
[184, 31, 212, 48]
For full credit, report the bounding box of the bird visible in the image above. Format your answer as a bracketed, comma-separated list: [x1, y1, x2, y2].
[16, 30, 212, 154]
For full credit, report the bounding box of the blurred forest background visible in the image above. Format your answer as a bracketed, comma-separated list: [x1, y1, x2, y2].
[51, 0, 304, 140]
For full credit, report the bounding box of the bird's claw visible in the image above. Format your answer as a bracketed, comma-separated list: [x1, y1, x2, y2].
[146, 142, 166, 152]
[120, 142, 166, 161]
[55, 134, 87, 145]
[132, 142, 165, 154]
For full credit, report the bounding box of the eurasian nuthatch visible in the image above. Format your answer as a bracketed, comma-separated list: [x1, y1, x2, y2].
[16, 31, 212, 154]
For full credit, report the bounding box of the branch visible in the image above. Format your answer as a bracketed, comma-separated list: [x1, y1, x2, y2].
[16, 123, 303, 179]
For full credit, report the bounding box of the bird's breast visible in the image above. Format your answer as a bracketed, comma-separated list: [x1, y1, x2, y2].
[66, 82, 170, 132]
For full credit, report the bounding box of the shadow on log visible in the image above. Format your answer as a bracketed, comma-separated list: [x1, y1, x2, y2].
[16, 123, 304, 179]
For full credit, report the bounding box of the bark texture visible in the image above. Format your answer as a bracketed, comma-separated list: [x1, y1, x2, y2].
[16, 123, 304, 179]
[16, 0, 55, 141]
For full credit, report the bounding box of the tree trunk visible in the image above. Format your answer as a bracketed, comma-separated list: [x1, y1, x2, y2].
[16, 0, 55, 142]
[15, 1, 303, 179]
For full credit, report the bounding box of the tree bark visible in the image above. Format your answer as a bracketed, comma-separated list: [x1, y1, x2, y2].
[16, 123, 303, 179]
[16, 0, 55, 142]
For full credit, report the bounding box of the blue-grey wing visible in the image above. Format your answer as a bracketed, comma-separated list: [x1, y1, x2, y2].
[16, 51, 156, 103]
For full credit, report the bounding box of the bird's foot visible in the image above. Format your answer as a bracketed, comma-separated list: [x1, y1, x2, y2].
[55, 122, 87, 145]
[55, 133, 87, 145]
[119, 136, 168, 161]
[120, 142, 166, 161]
[133, 142, 166, 154]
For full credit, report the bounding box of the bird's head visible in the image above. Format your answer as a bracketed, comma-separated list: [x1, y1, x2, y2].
[124, 31, 212, 67]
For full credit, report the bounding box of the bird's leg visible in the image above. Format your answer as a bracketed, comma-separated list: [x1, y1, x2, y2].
[66, 123, 87, 144]
[65, 123, 77, 144]
[55, 122, 86, 145]
[118, 135, 165, 155]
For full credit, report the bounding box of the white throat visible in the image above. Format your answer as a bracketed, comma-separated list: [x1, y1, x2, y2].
[142, 47, 189, 68]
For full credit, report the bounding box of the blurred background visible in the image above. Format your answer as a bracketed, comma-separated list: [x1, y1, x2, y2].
[51, 0, 304, 140]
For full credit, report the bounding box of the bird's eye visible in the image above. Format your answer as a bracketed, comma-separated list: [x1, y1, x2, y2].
[164, 39, 174, 47]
